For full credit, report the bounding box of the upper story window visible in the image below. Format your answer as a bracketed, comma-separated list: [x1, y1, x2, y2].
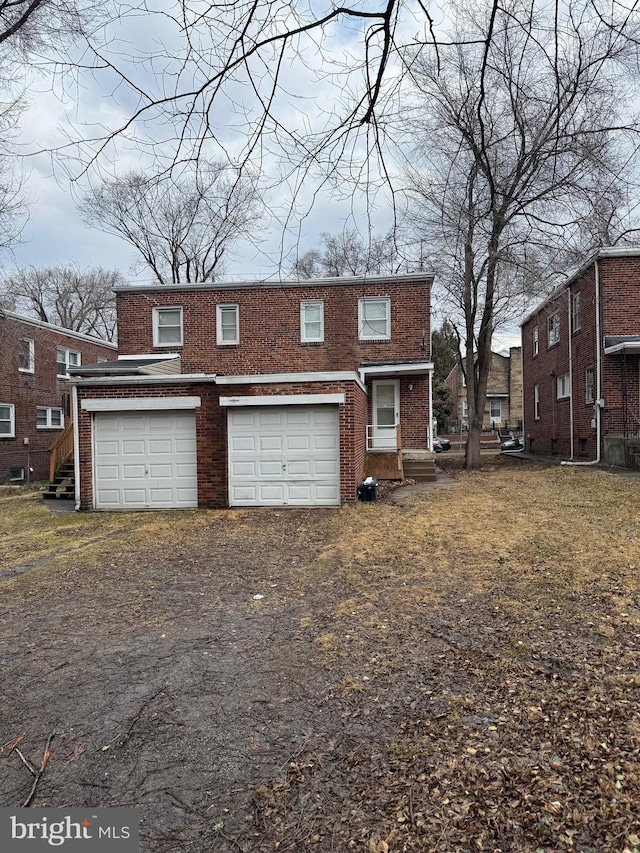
[585, 368, 594, 403]
[547, 312, 560, 347]
[217, 304, 239, 345]
[37, 407, 64, 429]
[572, 294, 581, 333]
[0, 404, 15, 437]
[358, 297, 390, 340]
[533, 326, 539, 356]
[18, 339, 34, 373]
[557, 372, 570, 399]
[534, 385, 540, 419]
[300, 300, 324, 343]
[57, 348, 80, 377]
[153, 306, 183, 347]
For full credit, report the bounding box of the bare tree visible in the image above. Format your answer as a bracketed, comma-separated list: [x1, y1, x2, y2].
[0, 263, 123, 340]
[292, 230, 402, 278]
[79, 162, 263, 284]
[402, 0, 640, 469]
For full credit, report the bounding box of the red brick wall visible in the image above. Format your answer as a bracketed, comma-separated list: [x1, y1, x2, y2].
[115, 278, 431, 374]
[0, 316, 116, 481]
[76, 379, 365, 508]
[521, 255, 640, 460]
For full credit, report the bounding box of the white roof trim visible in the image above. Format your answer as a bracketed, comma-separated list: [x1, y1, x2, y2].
[82, 396, 201, 412]
[359, 361, 434, 378]
[603, 341, 640, 355]
[0, 310, 118, 348]
[70, 373, 216, 386]
[220, 393, 345, 407]
[216, 371, 366, 392]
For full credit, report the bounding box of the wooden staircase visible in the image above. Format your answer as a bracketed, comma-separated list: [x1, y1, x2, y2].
[43, 461, 75, 500]
[43, 420, 75, 501]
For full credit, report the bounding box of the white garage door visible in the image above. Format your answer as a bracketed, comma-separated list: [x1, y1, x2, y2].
[228, 406, 340, 506]
[93, 411, 198, 509]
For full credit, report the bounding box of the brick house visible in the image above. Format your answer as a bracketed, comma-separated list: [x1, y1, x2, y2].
[521, 247, 640, 465]
[0, 311, 117, 482]
[69, 274, 435, 510]
[445, 348, 523, 433]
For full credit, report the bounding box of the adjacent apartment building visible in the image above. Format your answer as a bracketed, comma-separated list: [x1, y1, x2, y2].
[0, 311, 117, 482]
[446, 348, 523, 433]
[68, 273, 435, 510]
[521, 247, 640, 465]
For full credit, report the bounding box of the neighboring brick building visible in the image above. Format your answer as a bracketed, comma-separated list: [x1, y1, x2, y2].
[521, 247, 640, 465]
[0, 311, 117, 482]
[69, 274, 435, 509]
[446, 347, 522, 433]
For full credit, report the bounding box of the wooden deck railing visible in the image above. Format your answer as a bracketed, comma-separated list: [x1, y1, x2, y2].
[49, 420, 74, 482]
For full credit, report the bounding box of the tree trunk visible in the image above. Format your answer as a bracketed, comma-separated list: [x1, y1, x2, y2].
[465, 417, 483, 469]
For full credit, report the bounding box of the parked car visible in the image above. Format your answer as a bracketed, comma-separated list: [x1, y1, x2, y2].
[500, 437, 523, 451]
[434, 436, 451, 451]
[433, 438, 443, 453]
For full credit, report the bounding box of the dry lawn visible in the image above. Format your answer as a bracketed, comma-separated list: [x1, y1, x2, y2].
[0, 458, 639, 853]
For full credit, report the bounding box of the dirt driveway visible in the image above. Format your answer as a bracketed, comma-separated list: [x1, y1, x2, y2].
[1, 457, 639, 852]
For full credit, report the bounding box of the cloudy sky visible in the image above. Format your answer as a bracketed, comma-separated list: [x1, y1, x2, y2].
[6, 0, 524, 348]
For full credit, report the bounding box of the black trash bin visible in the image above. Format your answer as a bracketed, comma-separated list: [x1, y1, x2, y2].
[357, 479, 378, 502]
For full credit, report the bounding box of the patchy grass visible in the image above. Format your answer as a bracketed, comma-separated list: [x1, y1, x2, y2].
[1, 460, 640, 852]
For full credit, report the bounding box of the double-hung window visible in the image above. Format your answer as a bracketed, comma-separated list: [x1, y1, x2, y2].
[533, 327, 539, 356]
[358, 297, 390, 340]
[557, 372, 570, 399]
[534, 385, 540, 420]
[57, 348, 80, 377]
[585, 368, 594, 404]
[572, 294, 581, 332]
[217, 304, 239, 345]
[0, 404, 15, 437]
[153, 306, 183, 346]
[19, 339, 34, 373]
[548, 313, 560, 347]
[300, 300, 324, 343]
[37, 407, 64, 429]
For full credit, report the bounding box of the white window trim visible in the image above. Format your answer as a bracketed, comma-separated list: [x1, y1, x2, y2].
[585, 368, 594, 404]
[557, 372, 570, 399]
[0, 403, 15, 438]
[153, 306, 183, 347]
[534, 385, 540, 420]
[57, 348, 81, 377]
[533, 327, 539, 356]
[36, 406, 64, 429]
[548, 313, 560, 347]
[358, 297, 391, 341]
[300, 300, 324, 343]
[19, 338, 35, 373]
[572, 293, 581, 333]
[217, 304, 239, 345]
[489, 399, 502, 421]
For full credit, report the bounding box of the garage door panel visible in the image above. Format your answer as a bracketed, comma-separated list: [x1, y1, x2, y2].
[94, 410, 197, 509]
[228, 405, 340, 507]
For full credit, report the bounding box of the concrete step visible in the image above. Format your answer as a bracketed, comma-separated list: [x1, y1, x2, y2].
[403, 459, 437, 483]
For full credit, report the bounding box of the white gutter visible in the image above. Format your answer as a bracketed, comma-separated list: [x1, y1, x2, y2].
[428, 367, 434, 451]
[72, 384, 81, 510]
[562, 259, 602, 467]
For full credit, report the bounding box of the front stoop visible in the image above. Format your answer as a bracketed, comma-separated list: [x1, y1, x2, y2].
[402, 450, 437, 483]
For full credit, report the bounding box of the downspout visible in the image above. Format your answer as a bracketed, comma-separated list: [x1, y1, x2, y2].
[562, 258, 602, 467]
[428, 367, 434, 451]
[568, 286, 574, 460]
[72, 384, 81, 510]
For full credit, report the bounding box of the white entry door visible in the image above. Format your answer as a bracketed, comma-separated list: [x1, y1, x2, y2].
[228, 405, 340, 506]
[93, 410, 198, 509]
[372, 379, 400, 448]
